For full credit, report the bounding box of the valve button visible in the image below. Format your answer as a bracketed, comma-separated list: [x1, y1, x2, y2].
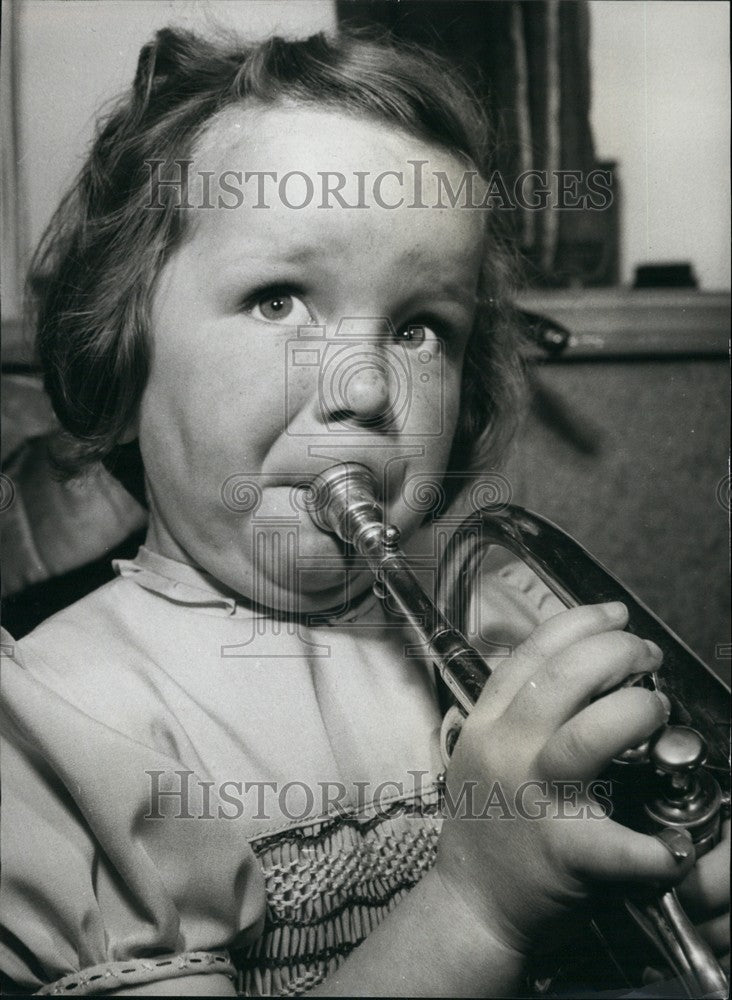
[650, 726, 707, 775]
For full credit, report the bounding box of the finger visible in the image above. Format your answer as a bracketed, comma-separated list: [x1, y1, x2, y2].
[693, 911, 731, 958]
[479, 602, 630, 718]
[570, 819, 696, 886]
[677, 821, 731, 919]
[508, 629, 663, 737]
[539, 686, 669, 780]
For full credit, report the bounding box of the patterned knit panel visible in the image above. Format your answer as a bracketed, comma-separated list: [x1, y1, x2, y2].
[234, 794, 442, 996]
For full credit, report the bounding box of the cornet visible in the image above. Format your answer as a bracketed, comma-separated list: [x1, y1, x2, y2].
[306, 462, 730, 999]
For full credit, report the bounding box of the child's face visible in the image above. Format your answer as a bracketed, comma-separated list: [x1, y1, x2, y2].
[140, 103, 486, 611]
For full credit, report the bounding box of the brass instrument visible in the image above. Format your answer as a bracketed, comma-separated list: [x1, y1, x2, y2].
[306, 462, 730, 999]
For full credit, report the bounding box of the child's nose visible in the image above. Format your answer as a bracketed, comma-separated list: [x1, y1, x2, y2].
[341, 364, 391, 422]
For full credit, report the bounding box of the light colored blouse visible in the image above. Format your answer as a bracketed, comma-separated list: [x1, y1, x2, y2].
[0, 545, 559, 996]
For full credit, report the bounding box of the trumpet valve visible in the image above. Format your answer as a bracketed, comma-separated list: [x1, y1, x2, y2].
[645, 725, 723, 857]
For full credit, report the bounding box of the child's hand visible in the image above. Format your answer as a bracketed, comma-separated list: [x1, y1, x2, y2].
[434, 602, 694, 956]
[677, 819, 731, 970]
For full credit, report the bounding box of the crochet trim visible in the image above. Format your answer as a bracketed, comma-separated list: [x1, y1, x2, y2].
[36, 950, 235, 996]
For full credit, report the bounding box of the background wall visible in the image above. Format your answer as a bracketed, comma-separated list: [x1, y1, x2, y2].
[589, 0, 731, 290]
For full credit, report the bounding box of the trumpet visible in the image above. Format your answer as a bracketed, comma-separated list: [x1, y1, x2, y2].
[306, 462, 730, 999]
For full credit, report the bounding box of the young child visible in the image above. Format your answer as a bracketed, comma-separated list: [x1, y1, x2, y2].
[1, 27, 728, 998]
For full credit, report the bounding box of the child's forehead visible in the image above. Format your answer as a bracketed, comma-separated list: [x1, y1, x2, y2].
[182, 102, 487, 283]
[193, 100, 472, 180]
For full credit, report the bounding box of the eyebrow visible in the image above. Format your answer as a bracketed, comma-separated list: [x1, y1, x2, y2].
[401, 265, 480, 305]
[217, 242, 479, 305]
[395, 248, 480, 291]
[224, 243, 324, 268]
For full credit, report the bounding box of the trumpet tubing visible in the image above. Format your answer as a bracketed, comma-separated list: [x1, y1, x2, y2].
[306, 462, 730, 999]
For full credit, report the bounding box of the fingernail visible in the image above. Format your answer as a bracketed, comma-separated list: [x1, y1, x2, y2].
[644, 640, 664, 665]
[655, 691, 672, 719]
[655, 828, 694, 863]
[603, 602, 627, 621]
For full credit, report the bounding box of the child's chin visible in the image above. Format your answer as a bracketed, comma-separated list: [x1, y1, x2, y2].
[295, 567, 373, 606]
[239, 572, 372, 616]
[216, 553, 373, 615]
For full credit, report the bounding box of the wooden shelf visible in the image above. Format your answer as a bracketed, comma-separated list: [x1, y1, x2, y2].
[516, 289, 730, 360]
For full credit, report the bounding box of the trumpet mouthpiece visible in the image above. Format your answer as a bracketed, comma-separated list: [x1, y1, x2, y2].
[305, 463, 384, 549]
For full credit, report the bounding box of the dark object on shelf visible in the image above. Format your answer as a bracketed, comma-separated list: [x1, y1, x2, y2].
[517, 308, 571, 357]
[634, 263, 698, 289]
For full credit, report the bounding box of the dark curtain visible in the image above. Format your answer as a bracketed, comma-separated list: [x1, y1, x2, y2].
[337, 0, 617, 287]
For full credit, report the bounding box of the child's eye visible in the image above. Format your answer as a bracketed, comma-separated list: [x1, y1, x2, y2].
[244, 290, 314, 326]
[394, 324, 428, 346]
